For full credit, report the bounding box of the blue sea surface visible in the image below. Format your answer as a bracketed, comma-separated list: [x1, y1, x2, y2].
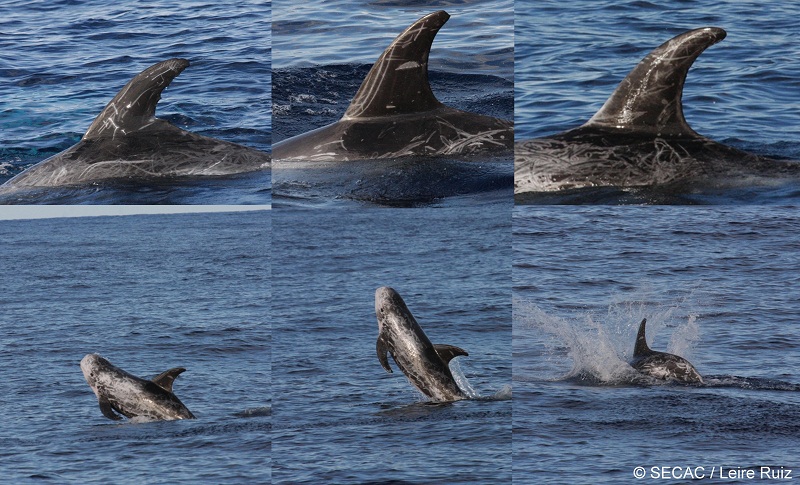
[513, 206, 800, 483]
[0, 0, 271, 204]
[0, 211, 271, 482]
[515, 0, 800, 204]
[272, 1, 513, 207]
[272, 207, 511, 484]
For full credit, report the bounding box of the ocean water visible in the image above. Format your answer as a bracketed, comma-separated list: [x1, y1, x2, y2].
[0, 0, 271, 204]
[515, 0, 800, 204]
[0, 211, 271, 482]
[272, 0, 513, 207]
[272, 207, 512, 484]
[513, 206, 800, 483]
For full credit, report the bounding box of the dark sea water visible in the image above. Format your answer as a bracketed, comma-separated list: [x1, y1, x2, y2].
[272, 207, 511, 484]
[272, 0, 513, 207]
[0, 0, 271, 204]
[514, 206, 800, 483]
[0, 211, 271, 482]
[515, 0, 800, 204]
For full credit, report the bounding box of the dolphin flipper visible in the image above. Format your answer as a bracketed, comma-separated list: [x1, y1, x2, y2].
[377, 336, 393, 373]
[151, 367, 187, 393]
[342, 11, 449, 119]
[83, 58, 190, 140]
[433, 344, 469, 364]
[586, 28, 726, 136]
[98, 396, 123, 421]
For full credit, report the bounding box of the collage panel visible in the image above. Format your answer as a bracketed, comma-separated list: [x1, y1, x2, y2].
[272, 0, 513, 207]
[0, 1, 271, 205]
[513, 206, 800, 483]
[0, 208, 271, 481]
[515, 0, 800, 204]
[271, 207, 511, 483]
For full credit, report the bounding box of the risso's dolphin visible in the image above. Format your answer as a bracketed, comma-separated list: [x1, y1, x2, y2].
[81, 353, 196, 421]
[375, 286, 469, 402]
[515, 28, 800, 193]
[274, 11, 513, 161]
[630, 319, 703, 384]
[1, 59, 269, 191]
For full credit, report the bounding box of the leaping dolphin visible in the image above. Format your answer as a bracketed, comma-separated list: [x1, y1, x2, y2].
[274, 11, 513, 162]
[515, 28, 800, 193]
[630, 319, 703, 384]
[81, 353, 196, 421]
[1, 59, 269, 191]
[375, 286, 469, 402]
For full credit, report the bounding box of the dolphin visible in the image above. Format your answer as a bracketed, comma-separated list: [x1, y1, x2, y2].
[630, 319, 703, 384]
[375, 286, 469, 402]
[1, 59, 269, 191]
[515, 28, 800, 193]
[273, 10, 513, 162]
[80, 353, 196, 421]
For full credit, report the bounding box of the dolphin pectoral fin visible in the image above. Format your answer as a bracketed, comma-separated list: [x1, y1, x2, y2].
[586, 27, 726, 137]
[377, 337, 393, 373]
[98, 396, 123, 421]
[151, 367, 187, 393]
[83, 58, 190, 140]
[434, 344, 469, 364]
[342, 11, 449, 119]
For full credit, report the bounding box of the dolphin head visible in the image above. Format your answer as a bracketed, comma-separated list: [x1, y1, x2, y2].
[80, 353, 113, 392]
[375, 286, 410, 332]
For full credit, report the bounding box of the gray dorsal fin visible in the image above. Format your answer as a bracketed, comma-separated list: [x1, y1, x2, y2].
[98, 396, 123, 421]
[434, 344, 469, 364]
[83, 58, 190, 140]
[634, 318, 652, 357]
[342, 11, 448, 120]
[586, 27, 726, 136]
[151, 367, 186, 393]
[376, 336, 393, 373]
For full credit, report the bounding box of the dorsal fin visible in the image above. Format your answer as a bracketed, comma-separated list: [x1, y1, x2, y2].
[83, 58, 190, 140]
[434, 344, 468, 364]
[586, 27, 726, 136]
[634, 318, 652, 357]
[151, 367, 186, 393]
[342, 11, 448, 120]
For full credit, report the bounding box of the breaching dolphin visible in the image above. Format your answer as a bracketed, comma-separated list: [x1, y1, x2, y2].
[515, 28, 799, 192]
[630, 319, 703, 384]
[1, 59, 269, 191]
[273, 11, 513, 161]
[375, 286, 469, 402]
[81, 353, 196, 421]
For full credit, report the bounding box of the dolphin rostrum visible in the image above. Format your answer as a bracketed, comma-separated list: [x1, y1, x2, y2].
[375, 286, 469, 402]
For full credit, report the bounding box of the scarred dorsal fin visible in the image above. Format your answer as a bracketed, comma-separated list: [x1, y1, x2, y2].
[634, 318, 652, 357]
[342, 11, 448, 120]
[377, 336, 393, 373]
[83, 58, 190, 140]
[434, 344, 468, 364]
[151, 367, 187, 393]
[586, 27, 726, 136]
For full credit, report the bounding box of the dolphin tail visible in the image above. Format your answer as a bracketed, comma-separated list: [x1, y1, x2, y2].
[151, 367, 187, 393]
[634, 318, 652, 357]
[82, 58, 190, 140]
[342, 11, 449, 120]
[98, 396, 123, 421]
[434, 344, 469, 364]
[377, 336, 393, 373]
[586, 27, 726, 137]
